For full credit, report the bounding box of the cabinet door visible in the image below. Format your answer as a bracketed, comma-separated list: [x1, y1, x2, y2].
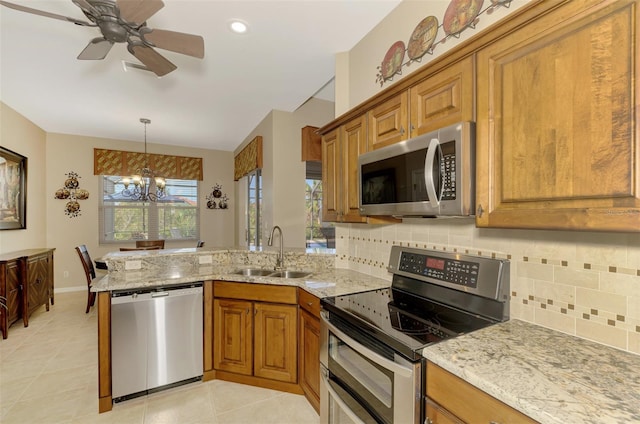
[322, 128, 340, 222]
[368, 91, 409, 150]
[341, 115, 368, 223]
[213, 298, 253, 376]
[254, 302, 297, 383]
[26, 254, 50, 316]
[410, 55, 474, 137]
[299, 308, 320, 412]
[476, 0, 640, 231]
[425, 397, 463, 424]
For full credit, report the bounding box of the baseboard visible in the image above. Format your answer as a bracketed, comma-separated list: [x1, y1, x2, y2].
[54, 286, 86, 293]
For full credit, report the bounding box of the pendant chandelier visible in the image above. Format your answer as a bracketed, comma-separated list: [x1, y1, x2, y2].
[121, 118, 166, 202]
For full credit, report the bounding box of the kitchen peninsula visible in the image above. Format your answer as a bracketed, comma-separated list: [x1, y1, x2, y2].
[93, 248, 640, 423]
[91, 247, 390, 413]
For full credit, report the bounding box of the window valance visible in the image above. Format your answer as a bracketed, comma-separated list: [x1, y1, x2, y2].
[94, 148, 203, 180]
[234, 136, 263, 181]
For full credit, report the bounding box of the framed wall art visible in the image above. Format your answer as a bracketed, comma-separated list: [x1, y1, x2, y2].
[0, 146, 27, 230]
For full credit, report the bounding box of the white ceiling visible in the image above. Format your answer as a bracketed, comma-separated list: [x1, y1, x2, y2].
[0, 0, 400, 151]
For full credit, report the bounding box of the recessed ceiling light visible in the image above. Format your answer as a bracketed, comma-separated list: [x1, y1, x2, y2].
[229, 19, 248, 34]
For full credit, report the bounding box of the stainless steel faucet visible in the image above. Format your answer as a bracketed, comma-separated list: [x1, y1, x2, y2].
[267, 225, 284, 270]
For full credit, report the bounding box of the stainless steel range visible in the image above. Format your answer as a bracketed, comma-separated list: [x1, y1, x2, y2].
[319, 246, 510, 424]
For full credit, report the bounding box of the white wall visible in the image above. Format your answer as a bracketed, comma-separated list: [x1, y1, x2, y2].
[234, 98, 334, 250]
[44, 132, 234, 291]
[338, 0, 529, 113]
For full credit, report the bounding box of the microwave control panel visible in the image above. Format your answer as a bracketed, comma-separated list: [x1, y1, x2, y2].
[398, 252, 479, 288]
[440, 141, 456, 200]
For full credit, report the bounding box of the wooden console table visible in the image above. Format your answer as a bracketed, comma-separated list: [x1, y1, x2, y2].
[0, 248, 55, 339]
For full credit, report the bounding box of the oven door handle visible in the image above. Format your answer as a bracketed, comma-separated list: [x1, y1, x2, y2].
[322, 372, 367, 424]
[321, 313, 413, 378]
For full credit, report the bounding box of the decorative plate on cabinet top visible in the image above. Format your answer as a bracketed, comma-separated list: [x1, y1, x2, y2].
[407, 16, 439, 60]
[443, 0, 484, 36]
[381, 41, 406, 80]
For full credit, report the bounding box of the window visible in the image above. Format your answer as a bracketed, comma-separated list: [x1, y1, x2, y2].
[246, 169, 262, 248]
[305, 161, 333, 248]
[100, 176, 199, 242]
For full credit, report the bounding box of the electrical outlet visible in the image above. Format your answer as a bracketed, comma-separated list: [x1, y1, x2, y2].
[63, 271, 69, 278]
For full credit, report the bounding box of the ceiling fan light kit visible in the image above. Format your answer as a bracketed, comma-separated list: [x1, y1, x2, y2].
[0, 0, 205, 76]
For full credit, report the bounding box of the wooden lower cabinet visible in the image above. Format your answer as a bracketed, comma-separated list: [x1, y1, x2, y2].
[298, 290, 321, 412]
[25, 252, 53, 318]
[254, 302, 297, 382]
[213, 298, 253, 375]
[426, 362, 536, 424]
[212, 282, 301, 392]
[0, 248, 55, 339]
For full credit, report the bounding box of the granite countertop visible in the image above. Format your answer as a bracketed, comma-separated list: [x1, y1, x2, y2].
[91, 262, 391, 298]
[423, 319, 640, 424]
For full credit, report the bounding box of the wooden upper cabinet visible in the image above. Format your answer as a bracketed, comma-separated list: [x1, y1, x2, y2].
[368, 90, 409, 150]
[369, 56, 474, 151]
[410, 55, 474, 137]
[475, 0, 640, 231]
[321, 128, 340, 222]
[341, 116, 368, 222]
[322, 115, 367, 223]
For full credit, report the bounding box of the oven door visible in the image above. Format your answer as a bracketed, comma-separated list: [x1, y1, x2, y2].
[320, 311, 422, 424]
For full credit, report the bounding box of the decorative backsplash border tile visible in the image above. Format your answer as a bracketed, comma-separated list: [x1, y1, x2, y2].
[335, 223, 640, 355]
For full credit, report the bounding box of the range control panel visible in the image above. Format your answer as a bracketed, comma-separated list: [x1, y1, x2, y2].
[398, 251, 479, 288]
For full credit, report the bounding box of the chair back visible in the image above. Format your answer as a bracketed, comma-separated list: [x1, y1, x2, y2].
[75, 245, 96, 285]
[135, 239, 165, 249]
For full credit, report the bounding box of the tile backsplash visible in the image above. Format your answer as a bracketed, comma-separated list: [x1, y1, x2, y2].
[334, 218, 640, 355]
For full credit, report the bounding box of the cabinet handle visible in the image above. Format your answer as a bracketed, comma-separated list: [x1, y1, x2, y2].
[477, 204, 484, 218]
[400, 126, 405, 135]
[246, 308, 250, 315]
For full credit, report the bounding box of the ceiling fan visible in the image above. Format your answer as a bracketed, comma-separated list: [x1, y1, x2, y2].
[0, 0, 204, 76]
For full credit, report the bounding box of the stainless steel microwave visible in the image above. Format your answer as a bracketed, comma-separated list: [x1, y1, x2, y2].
[358, 121, 475, 217]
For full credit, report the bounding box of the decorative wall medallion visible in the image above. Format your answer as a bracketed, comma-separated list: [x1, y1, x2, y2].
[206, 184, 229, 210]
[54, 171, 88, 218]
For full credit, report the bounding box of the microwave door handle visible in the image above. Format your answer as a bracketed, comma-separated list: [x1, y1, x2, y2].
[424, 138, 441, 208]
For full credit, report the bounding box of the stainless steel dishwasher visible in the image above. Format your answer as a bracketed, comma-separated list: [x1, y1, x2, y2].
[111, 283, 203, 402]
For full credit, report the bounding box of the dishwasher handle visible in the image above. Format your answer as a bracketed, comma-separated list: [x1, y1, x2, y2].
[151, 291, 169, 298]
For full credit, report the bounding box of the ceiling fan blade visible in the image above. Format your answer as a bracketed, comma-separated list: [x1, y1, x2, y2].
[72, 0, 99, 15]
[0, 0, 94, 25]
[117, 0, 164, 25]
[143, 29, 205, 59]
[77, 37, 114, 60]
[128, 44, 176, 77]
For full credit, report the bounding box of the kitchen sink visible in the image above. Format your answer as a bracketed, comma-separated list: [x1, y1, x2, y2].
[268, 270, 312, 279]
[233, 268, 274, 276]
[232, 268, 312, 279]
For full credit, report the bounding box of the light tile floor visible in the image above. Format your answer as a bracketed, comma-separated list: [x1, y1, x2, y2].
[0, 291, 320, 424]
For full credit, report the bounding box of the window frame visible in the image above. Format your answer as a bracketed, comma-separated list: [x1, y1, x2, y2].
[99, 175, 200, 244]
